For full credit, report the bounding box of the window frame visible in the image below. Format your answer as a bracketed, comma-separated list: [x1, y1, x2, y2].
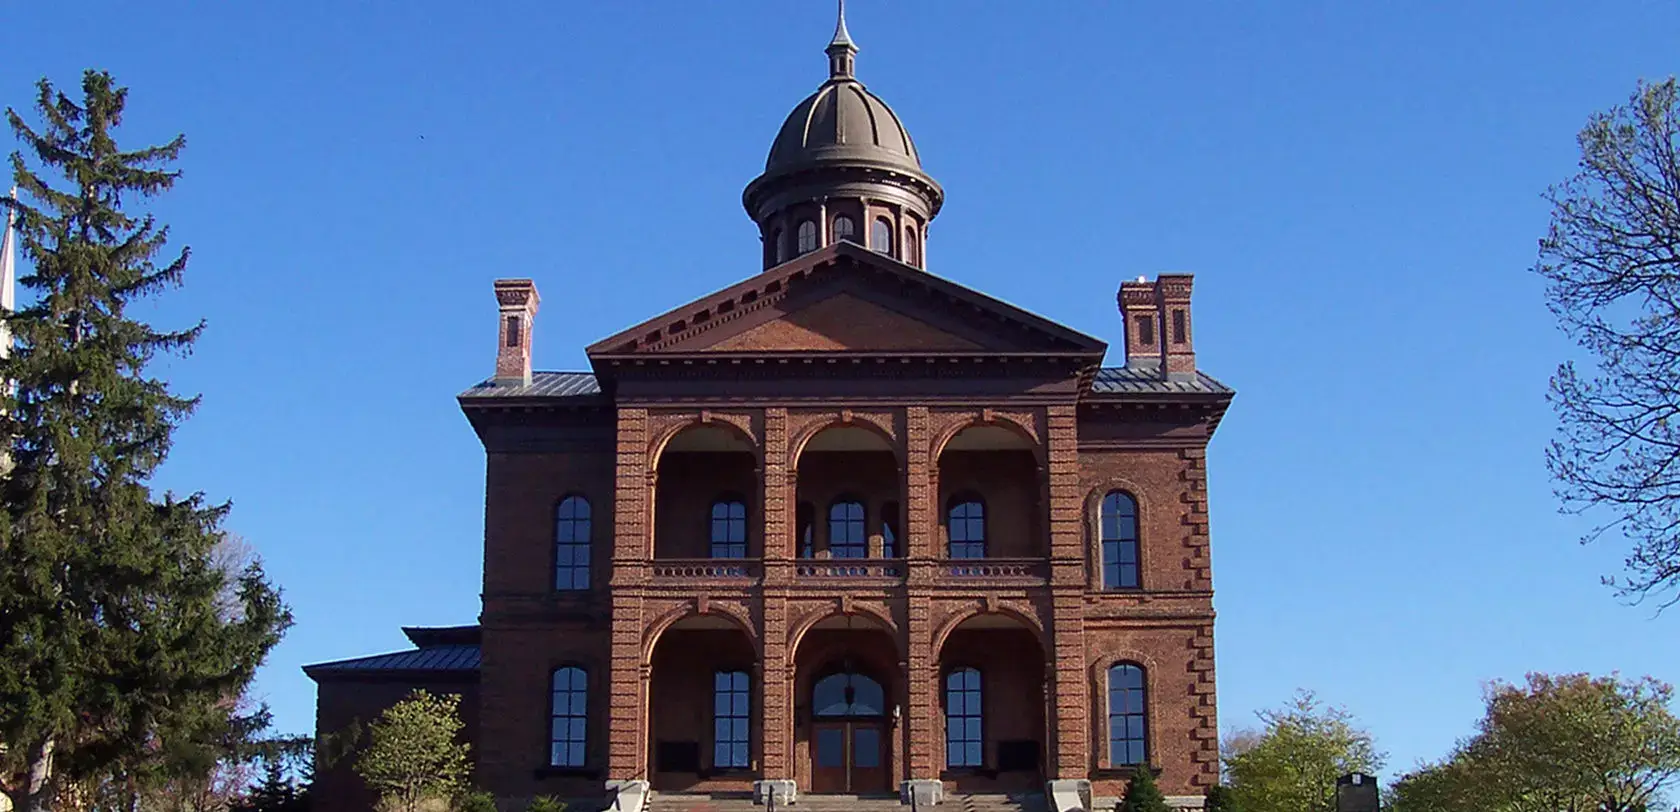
[880, 500, 901, 559]
[554, 495, 592, 591]
[871, 217, 894, 254]
[712, 669, 751, 770]
[1099, 491, 1141, 590]
[797, 220, 818, 254]
[709, 496, 749, 559]
[827, 497, 868, 559]
[833, 215, 856, 243]
[550, 665, 589, 768]
[943, 666, 984, 768]
[1106, 662, 1149, 767]
[946, 494, 987, 559]
[904, 227, 920, 266]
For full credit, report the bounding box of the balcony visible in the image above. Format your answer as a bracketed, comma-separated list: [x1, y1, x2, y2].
[794, 558, 906, 582]
[939, 557, 1048, 586]
[650, 558, 762, 585]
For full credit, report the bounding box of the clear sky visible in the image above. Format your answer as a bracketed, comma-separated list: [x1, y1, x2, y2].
[7, 0, 1679, 780]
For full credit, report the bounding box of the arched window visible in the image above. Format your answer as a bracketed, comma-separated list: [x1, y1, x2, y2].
[555, 496, 591, 590]
[947, 496, 986, 559]
[1101, 491, 1140, 589]
[797, 220, 818, 254]
[710, 498, 747, 559]
[881, 500, 901, 559]
[771, 228, 786, 265]
[904, 227, 920, 266]
[945, 668, 983, 767]
[1108, 663, 1148, 766]
[871, 217, 893, 254]
[833, 215, 856, 243]
[829, 499, 867, 559]
[713, 670, 750, 769]
[550, 666, 588, 767]
[813, 672, 885, 717]
[797, 501, 815, 559]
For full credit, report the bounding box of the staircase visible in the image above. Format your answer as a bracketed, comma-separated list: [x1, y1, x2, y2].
[645, 792, 1048, 812]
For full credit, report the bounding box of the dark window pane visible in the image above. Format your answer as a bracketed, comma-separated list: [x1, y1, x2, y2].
[816, 728, 844, 767]
[550, 667, 588, 767]
[1107, 664, 1147, 766]
[854, 727, 880, 768]
[1100, 492, 1140, 590]
[556, 497, 591, 592]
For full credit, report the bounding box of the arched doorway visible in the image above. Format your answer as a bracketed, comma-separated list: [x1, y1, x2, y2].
[793, 612, 900, 794]
[810, 670, 889, 793]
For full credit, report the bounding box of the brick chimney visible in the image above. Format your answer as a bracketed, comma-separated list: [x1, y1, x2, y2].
[1155, 274, 1195, 377]
[493, 279, 539, 385]
[1117, 274, 1197, 379]
[1118, 277, 1160, 366]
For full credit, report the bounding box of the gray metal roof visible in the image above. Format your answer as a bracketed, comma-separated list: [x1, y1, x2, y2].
[460, 367, 1229, 400]
[303, 643, 481, 677]
[458, 371, 602, 400]
[1090, 365, 1234, 395]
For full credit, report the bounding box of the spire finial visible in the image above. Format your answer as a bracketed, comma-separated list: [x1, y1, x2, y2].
[826, 0, 858, 79]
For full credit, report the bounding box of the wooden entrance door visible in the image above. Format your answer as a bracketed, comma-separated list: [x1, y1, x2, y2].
[811, 720, 886, 793]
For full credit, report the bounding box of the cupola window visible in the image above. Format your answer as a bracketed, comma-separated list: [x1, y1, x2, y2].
[797, 220, 818, 255]
[833, 215, 856, 243]
[871, 217, 893, 255]
[904, 227, 920, 267]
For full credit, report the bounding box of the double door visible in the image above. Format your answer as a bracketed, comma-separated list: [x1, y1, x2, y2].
[811, 720, 886, 793]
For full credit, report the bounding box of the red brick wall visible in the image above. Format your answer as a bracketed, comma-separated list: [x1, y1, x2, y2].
[937, 449, 1042, 558]
[654, 452, 758, 558]
[482, 450, 615, 596]
[938, 627, 1047, 793]
[312, 678, 479, 812]
[475, 624, 610, 804]
[648, 629, 759, 792]
[794, 450, 900, 556]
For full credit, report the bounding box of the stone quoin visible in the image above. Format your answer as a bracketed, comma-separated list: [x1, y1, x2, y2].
[305, 4, 1234, 811]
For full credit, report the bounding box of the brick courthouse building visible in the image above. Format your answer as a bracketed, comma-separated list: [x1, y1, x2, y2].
[307, 8, 1233, 811]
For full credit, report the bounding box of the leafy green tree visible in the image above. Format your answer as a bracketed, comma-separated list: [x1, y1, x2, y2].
[1224, 691, 1384, 812]
[1204, 784, 1242, 812]
[355, 691, 471, 812]
[1536, 77, 1680, 604]
[0, 70, 291, 812]
[1117, 768, 1169, 812]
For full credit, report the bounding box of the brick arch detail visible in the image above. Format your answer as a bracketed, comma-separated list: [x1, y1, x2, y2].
[648, 412, 762, 469]
[930, 601, 1048, 659]
[787, 412, 901, 469]
[1087, 648, 1166, 771]
[640, 599, 760, 664]
[786, 600, 903, 664]
[927, 410, 1045, 467]
[1083, 479, 1153, 591]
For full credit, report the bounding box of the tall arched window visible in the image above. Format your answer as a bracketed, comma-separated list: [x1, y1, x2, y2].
[551, 666, 588, 767]
[904, 227, 920, 266]
[945, 668, 983, 767]
[1108, 663, 1148, 766]
[713, 670, 750, 769]
[1101, 491, 1140, 589]
[871, 217, 893, 254]
[710, 498, 747, 559]
[771, 228, 786, 265]
[829, 499, 867, 559]
[947, 496, 986, 559]
[797, 220, 818, 254]
[555, 496, 591, 590]
[833, 215, 856, 243]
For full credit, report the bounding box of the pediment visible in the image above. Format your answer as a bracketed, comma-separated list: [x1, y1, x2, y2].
[587, 242, 1106, 359]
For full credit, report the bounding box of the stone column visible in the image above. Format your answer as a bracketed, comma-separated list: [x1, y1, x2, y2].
[608, 408, 650, 779]
[1044, 404, 1090, 779]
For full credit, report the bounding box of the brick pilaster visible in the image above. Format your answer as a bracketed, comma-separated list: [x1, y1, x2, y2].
[903, 407, 939, 777]
[760, 594, 791, 777]
[759, 409, 793, 777]
[608, 408, 649, 779]
[1045, 404, 1089, 777]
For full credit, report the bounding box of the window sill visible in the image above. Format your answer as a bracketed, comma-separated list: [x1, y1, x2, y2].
[532, 766, 600, 780]
[1093, 765, 1160, 780]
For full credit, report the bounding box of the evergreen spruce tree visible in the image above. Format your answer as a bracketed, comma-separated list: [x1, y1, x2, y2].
[0, 70, 291, 812]
[1117, 769, 1170, 812]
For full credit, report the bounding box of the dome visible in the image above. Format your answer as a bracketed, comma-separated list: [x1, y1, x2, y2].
[765, 80, 924, 175]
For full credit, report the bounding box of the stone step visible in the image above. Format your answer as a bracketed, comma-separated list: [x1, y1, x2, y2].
[645, 792, 1049, 812]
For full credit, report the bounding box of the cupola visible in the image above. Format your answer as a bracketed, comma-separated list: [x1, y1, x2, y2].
[743, 0, 943, 270]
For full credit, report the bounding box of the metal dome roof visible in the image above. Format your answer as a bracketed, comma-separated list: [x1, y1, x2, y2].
[765, 79, 923, 175]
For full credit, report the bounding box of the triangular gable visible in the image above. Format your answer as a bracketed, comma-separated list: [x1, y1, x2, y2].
[586, 241, 1107, 358]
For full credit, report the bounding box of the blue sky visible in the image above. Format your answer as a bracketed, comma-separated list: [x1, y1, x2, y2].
[7, 0, 1679, 779]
